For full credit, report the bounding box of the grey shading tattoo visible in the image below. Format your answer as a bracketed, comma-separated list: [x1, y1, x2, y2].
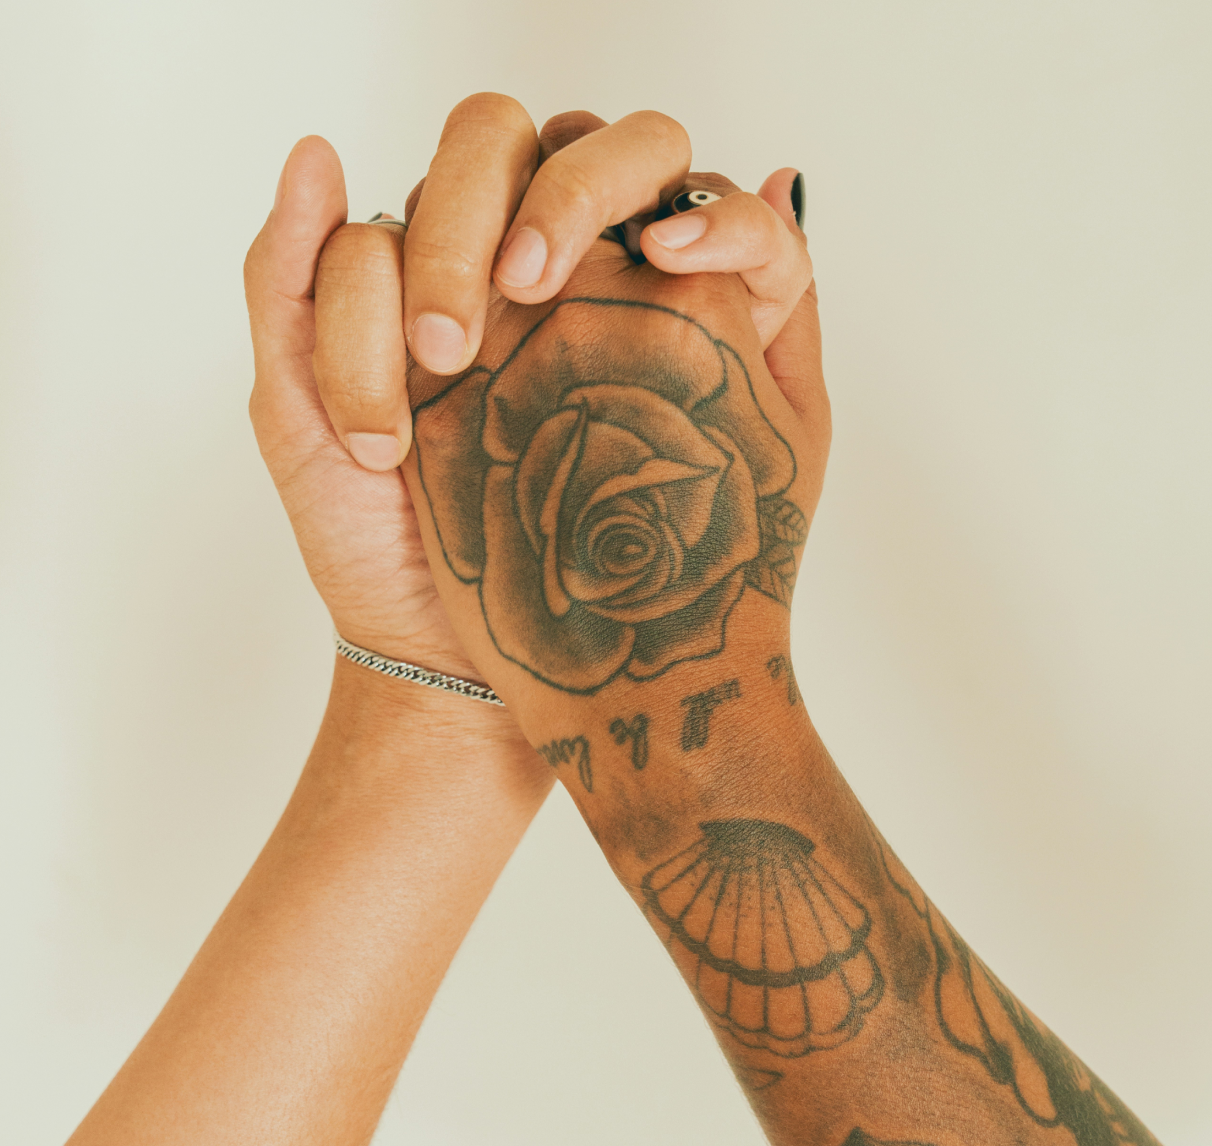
[536, 736, 593, 793]
[841, 1132, 935, 1146]
[681, 678, 741, 750]
[766, 654, 799, 705]
[870, 831, 1157, 1146]
[412, 299, 803, 694]
[642, 819, 884, 1057]
[610, 714, 650, 770]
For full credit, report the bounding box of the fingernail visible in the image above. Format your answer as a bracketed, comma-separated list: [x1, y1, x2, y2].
[410, 312, 468, 373]
[347, 432, 403, 472]
[647, 212, 708, 250]
[367, 211, 385, 222]
[791, 171, 805, 230]
[496, 227, 548, 287]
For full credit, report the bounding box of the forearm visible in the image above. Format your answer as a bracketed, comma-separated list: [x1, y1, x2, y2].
[68, 658, 552, 1146]
[531, 631, 1157, 1146]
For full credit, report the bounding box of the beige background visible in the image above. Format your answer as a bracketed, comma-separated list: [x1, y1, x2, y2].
[1, 1, 1208, 1142]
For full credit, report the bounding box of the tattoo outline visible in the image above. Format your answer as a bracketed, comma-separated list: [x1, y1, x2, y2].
[412, 299, 805, 694]
[841, 1132, 936, 1146]
[869, 826, 1156, 1146]
[642, 818, 884, 1058]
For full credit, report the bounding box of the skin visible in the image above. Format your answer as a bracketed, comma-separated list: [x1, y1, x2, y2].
[67, 99, 814, 1144]
[375, 103, 1157, 1146]
[69, 94, 1160, 1146]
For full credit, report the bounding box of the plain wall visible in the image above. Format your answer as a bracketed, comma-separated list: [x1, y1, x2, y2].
[1, 1, 1208, 1142]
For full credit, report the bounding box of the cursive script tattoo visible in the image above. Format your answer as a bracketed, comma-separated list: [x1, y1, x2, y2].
[536, 736, 593, 793]
[642, 819, 884, 1057]
[412, 299, 804, 694]
[766, 654, 799, 705]
[870, 828, 1157, 1146]
[681, 678, 741, 750]
[610, 714, 650, 770]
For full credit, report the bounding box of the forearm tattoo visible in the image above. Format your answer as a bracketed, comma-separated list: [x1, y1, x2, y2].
[642, 819, 883, 1057]
[412, 295, 1154, 1144]
[413, 299, 805, 693]
[870, 826, 1158, 1146]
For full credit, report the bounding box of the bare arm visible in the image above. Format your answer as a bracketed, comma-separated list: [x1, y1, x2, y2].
[67, 661, 549, 1145]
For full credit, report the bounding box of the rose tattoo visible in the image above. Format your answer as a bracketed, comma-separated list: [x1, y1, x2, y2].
[413, 299, 805, 693]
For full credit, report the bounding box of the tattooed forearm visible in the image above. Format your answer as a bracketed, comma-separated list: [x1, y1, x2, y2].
[870, 827, 1158, 1146]
[680, 678, 741, 750]
[536, 736, 593, 793]
[766, 654, 799, 705]
[610, 714, 650, 769]
[642, 818, 883, 1057]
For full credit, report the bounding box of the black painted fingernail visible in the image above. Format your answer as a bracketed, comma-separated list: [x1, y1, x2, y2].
[791, 172, 805, 230]
[367, 211, 385, 222]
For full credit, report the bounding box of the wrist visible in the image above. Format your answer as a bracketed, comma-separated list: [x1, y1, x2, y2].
[322, 653, 530, 761]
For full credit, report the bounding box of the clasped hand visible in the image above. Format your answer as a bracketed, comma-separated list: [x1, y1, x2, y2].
[244, 95, 829, 700]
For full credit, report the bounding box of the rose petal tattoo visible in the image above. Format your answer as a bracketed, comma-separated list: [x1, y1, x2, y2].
[413, 300, 804, 694]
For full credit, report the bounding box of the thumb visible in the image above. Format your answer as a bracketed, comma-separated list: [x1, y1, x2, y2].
[244, 136, 348, 465]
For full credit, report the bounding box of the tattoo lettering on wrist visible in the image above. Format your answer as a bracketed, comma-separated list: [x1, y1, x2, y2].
[766, 654, 799, 705]
[642, 819, 884, 1058]
[680, 678, 741, 750]
[413, 299, 805, 695]
[870, 828, 1157, 1146]
[536, 736, 593, 793]
[609, 714, 650, 769]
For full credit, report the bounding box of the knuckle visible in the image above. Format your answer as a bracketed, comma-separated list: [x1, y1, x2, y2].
[405, 233, 487, 283]
[536, 157, 603, 221]
[630, 109, 690, 153]
[314, 354, 398, 420]
[446, 91, 533, 137]
[319, 222, 397, 267]
[316, 224, 402, 289]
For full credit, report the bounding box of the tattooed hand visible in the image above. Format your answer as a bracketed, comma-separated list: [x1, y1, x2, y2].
[400, 173, 826, 719]
[248, 95, 821, 685]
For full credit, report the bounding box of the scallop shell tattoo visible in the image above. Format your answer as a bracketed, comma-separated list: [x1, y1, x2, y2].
[642, 819, 884, 1057]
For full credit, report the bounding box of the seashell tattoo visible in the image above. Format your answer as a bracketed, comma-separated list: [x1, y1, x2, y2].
[642, 819, 884, 1057]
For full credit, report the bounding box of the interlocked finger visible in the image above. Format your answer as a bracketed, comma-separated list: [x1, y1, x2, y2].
[640, 170, 813, 348]
[312, 222, 410, 470]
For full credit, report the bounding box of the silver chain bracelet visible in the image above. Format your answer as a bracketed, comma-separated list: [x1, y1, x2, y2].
[333, 632, 504, 707]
